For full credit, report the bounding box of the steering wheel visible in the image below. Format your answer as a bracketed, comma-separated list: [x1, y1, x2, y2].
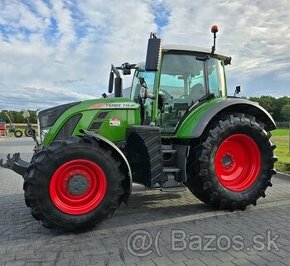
[179, 95, 188, 99]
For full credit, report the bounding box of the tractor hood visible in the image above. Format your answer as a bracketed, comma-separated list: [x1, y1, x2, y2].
[38, 98, 139, 128]
[38, 98, 141, 146]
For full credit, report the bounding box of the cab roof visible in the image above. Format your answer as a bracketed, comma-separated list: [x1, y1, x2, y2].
[162, 44, 231, 64]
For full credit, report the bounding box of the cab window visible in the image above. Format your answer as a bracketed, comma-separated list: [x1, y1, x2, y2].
[157, 53, 206, 132]
[208, 58, 226, 97]
[131, 70, 155, 102]
[159, 53, 206, 106]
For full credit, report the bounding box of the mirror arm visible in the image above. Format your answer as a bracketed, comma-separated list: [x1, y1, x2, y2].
[111, 64, 121, 78]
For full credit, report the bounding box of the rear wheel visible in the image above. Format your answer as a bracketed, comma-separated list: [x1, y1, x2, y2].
[187, 113, 277, 210]
[23, 136, 125, 230]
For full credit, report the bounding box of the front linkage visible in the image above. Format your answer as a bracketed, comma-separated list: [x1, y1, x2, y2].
[0, 110, 39, 176]
[0, 153, 29, 176]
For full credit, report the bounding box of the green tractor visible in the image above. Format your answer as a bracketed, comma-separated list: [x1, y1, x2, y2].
[1, 26, 277, 230]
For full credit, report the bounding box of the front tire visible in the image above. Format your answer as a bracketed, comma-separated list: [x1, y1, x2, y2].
[23, 136, 125, 230]
[187, 113, 277, 210]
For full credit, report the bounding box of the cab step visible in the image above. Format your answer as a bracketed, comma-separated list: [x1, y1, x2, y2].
[162, 167, 183, 188]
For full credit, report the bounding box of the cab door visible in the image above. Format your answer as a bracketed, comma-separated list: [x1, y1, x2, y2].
[156, 52, 207, 133]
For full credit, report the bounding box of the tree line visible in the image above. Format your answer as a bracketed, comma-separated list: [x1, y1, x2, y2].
[0, 110, 37, 124]
[0, 95, 289, 124]
[249, 96, 290, 122]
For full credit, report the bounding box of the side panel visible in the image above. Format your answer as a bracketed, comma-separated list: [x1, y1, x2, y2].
[175, 98, 276, 139]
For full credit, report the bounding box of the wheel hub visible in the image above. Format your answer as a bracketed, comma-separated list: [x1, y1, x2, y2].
[222, 154, 234, 168]
[67, 175, 89, 195]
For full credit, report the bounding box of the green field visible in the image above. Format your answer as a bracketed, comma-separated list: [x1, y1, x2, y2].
[272, 128, 290, 174]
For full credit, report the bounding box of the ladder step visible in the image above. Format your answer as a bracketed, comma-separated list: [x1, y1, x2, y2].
[161, 144, 173, 150]
[163, 167, 180, 173]
[162, 149, 177, 154]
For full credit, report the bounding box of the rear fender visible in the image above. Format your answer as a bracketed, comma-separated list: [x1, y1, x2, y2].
[178, 98, 276, 139]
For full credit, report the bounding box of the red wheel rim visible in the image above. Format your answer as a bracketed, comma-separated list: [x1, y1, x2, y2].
[49, 159, 107, 215]
[214, 134, 261, 192]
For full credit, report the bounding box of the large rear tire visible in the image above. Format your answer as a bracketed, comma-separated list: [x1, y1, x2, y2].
[187, 113, 277, 210]
[23, 136, 125, 230]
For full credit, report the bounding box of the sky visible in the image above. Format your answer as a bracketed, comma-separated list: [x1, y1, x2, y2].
[0, 0, 289, 110]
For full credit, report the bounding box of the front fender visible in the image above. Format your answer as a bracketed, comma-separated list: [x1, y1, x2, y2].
[82, 130, 132, 204]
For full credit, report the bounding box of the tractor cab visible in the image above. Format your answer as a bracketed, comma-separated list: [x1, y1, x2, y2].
[107, 27, 232, 134]
[130, 46, 230, 132]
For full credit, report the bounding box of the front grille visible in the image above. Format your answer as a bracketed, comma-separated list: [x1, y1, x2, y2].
[90, 122, 102, 130]
[96, 112, 108, 119]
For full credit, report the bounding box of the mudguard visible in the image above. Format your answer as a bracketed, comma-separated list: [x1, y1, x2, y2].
[82, 130, 132, 204]
[178, 98, 276, 139]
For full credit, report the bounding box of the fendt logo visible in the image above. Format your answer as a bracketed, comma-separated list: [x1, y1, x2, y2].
[89, 102, 139, 109]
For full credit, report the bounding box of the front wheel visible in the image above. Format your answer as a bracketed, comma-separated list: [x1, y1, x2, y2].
[187, 113, 277, 210]
[23, 136, 125, 230]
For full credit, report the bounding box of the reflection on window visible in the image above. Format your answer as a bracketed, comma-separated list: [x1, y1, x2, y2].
[130, 70, 156, 125]
[131, 71, 155, 102]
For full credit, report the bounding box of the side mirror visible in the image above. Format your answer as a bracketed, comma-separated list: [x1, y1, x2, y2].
[145, 33, 161, 71]
[108, 72, 114, 94]
[114, 77, 122, 97]
[234, 86, 241, 97]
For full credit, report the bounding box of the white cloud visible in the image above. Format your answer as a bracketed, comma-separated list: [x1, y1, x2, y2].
[0, 0, 49, 33]
[0, 0, 289, 111]
[159, 0, 290, 95]
[0, 82, 94, 110]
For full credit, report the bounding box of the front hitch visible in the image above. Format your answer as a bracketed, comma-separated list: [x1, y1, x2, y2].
[0, 153, 29, 176]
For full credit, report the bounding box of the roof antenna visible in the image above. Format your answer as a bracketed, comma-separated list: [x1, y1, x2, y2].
[211, 24, 219, 54]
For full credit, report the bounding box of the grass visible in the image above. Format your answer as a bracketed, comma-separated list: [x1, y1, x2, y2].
[271, 128, 290, 174]
[271, 128, 289, 137]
